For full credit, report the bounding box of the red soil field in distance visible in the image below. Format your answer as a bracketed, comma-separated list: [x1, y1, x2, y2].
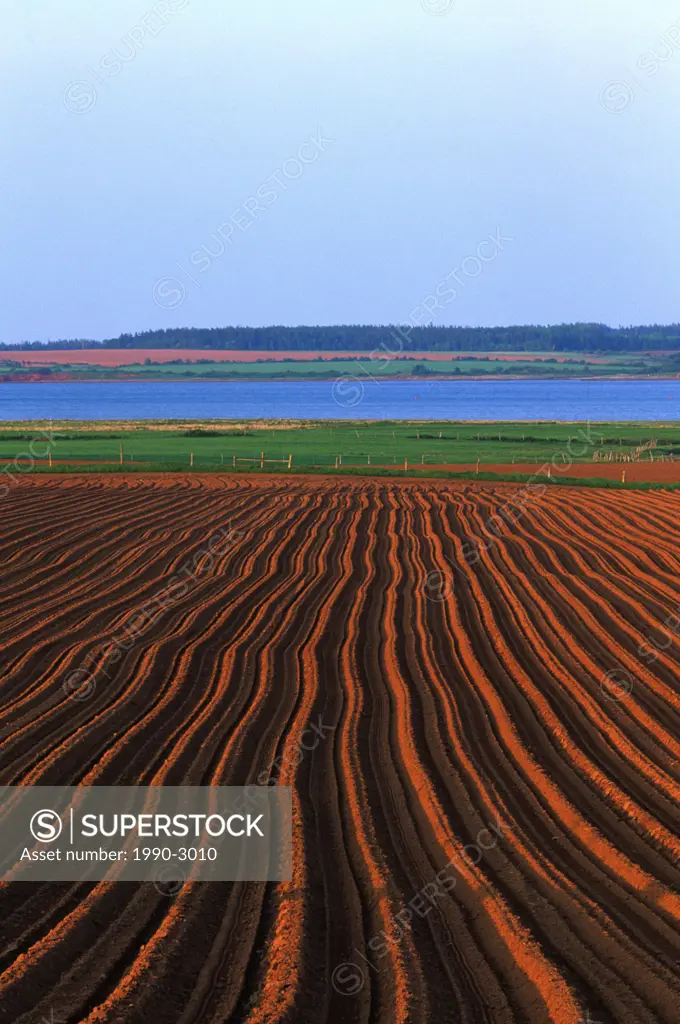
[6, 349, 607, 367]
[32, 460, 680, 484]
[398, 461, 680, 483]
[0, 475, 678, 1023]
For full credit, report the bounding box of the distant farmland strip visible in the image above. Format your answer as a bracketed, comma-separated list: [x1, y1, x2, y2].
[0, 476, 678, 1023]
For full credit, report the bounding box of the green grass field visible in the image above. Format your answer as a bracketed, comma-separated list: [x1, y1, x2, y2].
[2, 420, 680, 472]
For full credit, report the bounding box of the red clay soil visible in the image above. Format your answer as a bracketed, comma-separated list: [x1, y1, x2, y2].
[8, 349, 606, 367]
[0, 475, 678, 1023]
[403, 461, 680, 483]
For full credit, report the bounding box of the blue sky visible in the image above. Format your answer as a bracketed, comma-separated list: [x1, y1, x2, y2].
[1, 0, 679, 342]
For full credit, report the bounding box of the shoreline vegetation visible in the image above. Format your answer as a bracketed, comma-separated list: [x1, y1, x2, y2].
[2, 419, 679, 490]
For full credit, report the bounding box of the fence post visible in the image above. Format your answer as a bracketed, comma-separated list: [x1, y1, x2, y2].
[475, 459, 479, 475]
[48, 450, 52, 468]
[190, 452, 194, 468]
[404, 458, 408, 472]
[367, 455, 371, 465]
[261, 452, 264, 469]
[622, 469, 626, 484]
[233, 455, 236, 468]
[119, 442, 123, 466]
[288, 454, 292, 470]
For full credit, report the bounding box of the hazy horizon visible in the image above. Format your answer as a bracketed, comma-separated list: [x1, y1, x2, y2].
[2, 0, 679, 344]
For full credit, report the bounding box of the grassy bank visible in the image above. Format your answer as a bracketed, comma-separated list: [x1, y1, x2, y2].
[1, 420, 679, 469]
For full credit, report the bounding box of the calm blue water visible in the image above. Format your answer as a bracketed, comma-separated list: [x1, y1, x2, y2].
[0, 379, 678, 421]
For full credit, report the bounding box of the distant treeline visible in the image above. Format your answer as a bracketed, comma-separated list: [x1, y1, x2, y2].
[3, 323, 680, 353]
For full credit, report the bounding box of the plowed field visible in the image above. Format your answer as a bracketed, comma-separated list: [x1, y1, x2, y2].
[8, 350, 606, 366]
[0, 476, 678, 1024]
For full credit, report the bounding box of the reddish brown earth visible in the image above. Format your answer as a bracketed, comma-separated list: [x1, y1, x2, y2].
[23, 459, 680, 482]
[6, 350, 607, 367]
[399, 462, 680, 483]
[0, 476, 678, 1023]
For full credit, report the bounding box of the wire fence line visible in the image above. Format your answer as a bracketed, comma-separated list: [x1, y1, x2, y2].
[20, 450, 584, 470]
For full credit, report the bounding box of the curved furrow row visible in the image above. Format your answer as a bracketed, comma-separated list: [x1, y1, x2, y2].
[0, 494, 335, 1020]
[463, 495, 680, 756]
[403, 491, 678, 1023]
[460, 498, 680, 811]
[0, 490, 265, 722]
[0, 486, 235, 622]
[427, 496, 680, 933]
[0, 478, 678, 1024]
[0, 486, 256, 640]
[71, 491, 349, 1023]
